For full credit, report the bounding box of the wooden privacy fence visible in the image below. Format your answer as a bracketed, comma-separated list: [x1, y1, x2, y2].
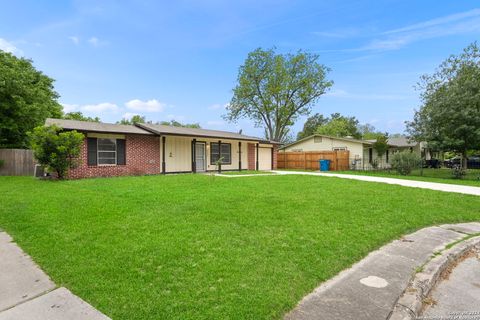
[0, 149, 36, 176]
[277, 150, 350, 171]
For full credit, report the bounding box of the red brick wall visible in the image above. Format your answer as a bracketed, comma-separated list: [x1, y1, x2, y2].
[272, 145, 278, 169]
[68, 135, 160, 179]
[247, 143, 256, 170]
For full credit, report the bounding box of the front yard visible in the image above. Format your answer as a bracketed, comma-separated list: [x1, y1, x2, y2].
[335, 168, 480, 186]
[0, 174, 479, 319]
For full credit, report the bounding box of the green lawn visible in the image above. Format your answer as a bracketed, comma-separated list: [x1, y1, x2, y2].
[334, 168, 480, 186]
[218, 170, 275, 175]
[0, 175, 479, 319]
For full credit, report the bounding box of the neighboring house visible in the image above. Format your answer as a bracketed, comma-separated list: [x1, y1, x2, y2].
[279, 134, 373, 169]
[279, 134, 430, 170]
[45, 119, 278, 179]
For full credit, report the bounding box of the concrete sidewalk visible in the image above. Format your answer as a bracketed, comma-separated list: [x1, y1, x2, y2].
[0, 232, 110, 320]
[421, 246, 480, 319]
[285, 222, 480, 320]
[273, 170, 480, 196]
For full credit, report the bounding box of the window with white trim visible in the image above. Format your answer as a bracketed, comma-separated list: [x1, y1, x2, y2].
[98, 138, 117, 165]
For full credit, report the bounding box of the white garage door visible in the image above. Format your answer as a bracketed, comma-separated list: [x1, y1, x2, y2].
[258, 147, 272, 171]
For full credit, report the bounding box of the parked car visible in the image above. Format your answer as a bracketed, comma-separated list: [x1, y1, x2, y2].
[424, 158, 442, 169]
[444, 156, 480, 169]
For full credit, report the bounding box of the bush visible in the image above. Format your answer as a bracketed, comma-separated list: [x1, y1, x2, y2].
[29, 125, 84, 179]
[390, 151, 422, 176]
[451, 165, 467, 179]
[0, 159, 4, 168]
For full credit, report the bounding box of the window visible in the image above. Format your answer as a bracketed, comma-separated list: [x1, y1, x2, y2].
[87, 138, 125, 166]
[333, 147, 347, 151]
[313, 136, 322, 143]
[98, 138, 117, 165]
[210, 142, 231, 164]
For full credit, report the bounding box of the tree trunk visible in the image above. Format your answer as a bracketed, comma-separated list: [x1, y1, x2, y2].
[462, 150, 468, 170]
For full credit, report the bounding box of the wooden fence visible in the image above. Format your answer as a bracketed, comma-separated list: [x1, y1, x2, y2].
[277, 150, 350, 171]
[0, 149, 36, 176]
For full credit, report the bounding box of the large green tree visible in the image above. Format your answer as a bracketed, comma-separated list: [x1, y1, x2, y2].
[407, 42, 480, 168]
[316, 113, 361, 139]
[64, 112, 100, 122]
[296, 113, 328, 140]
[0, 51, 62, 148]
[225, 48, 332, 142]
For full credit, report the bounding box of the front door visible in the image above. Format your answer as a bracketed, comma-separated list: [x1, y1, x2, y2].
[195, 143, 206, 172]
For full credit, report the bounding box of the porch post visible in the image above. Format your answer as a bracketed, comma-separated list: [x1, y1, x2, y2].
[192, 139, 196, 173]
[238, 141, 242, 171]
[218, 140, 222, 173]
[162, 136, 166, 174]
[256, 143, 259, 170]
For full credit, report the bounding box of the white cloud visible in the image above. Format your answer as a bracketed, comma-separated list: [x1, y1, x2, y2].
[125, 99, 165, 112]
[61, 103, 79, 113]
[87, 36, 108, 47]
[0, 38, 21, 55]
[68, 36, 79, 45]
[82, 102, 118, 112]
[362, 9, 480, 52]
[88, 37, 99, 46]
[383, 8, 480, 35]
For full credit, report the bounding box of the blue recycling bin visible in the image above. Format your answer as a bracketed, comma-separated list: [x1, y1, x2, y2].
[319, 159, 330, 171]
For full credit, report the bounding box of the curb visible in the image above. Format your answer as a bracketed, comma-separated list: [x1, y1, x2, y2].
[388, 235, 480, 320]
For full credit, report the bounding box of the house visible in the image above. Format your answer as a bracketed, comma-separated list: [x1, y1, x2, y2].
[45, 118, 279, 179]
[279, 134, 429, 170]
[279, 134, 373, 169]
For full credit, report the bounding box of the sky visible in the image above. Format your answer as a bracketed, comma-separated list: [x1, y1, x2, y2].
[1, 0, 480, 138]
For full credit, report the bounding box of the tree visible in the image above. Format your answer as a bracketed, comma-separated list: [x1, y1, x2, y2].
[64, 112, 100, 122]
[117, 115, 146, 125]
[407, 42, 480, 169]
[372, 134, 389, 157]
[225, 48, 332, 142]
[0, 50, 62, 148]
[316, 113, 361, 139]
[358, 124, 386, 140]
[29, 125, 84, 179]
[158, 120, 201, 128]
[297, 113, 328, 140]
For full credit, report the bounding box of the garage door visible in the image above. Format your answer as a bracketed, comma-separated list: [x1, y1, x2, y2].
[258, 147, 272, 170]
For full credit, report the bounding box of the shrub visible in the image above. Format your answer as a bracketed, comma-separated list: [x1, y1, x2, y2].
[0, 159, 4, 168]
[390, 151, 422, 175]
[451, 165, 467, 179]
[29, 125, 84, 179]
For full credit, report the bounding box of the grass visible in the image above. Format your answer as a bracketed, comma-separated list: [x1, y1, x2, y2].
[333, 168, 480, 186]
[218, 170, 275, 175]
[0, 174, 479, 319]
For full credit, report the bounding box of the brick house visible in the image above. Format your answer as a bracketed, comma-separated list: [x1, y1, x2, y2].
[45, 119, 279, 179]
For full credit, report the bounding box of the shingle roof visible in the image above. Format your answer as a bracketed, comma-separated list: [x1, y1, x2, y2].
[387, 136, 417, 147]
[45, 118, 153, 135]
[279, 134, 372, 150]
[136, 123, 276, 143]
[45, 118, 278, 143]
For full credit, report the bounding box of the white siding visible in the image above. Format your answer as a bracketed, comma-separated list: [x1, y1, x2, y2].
[282, 136, 365, 159]
[161, 135, 263, 173]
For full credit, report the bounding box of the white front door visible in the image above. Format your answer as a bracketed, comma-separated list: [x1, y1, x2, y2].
[195, 143, 206, 172]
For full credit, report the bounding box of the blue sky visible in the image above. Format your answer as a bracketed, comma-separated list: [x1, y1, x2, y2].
[1, 1, 480, 138]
